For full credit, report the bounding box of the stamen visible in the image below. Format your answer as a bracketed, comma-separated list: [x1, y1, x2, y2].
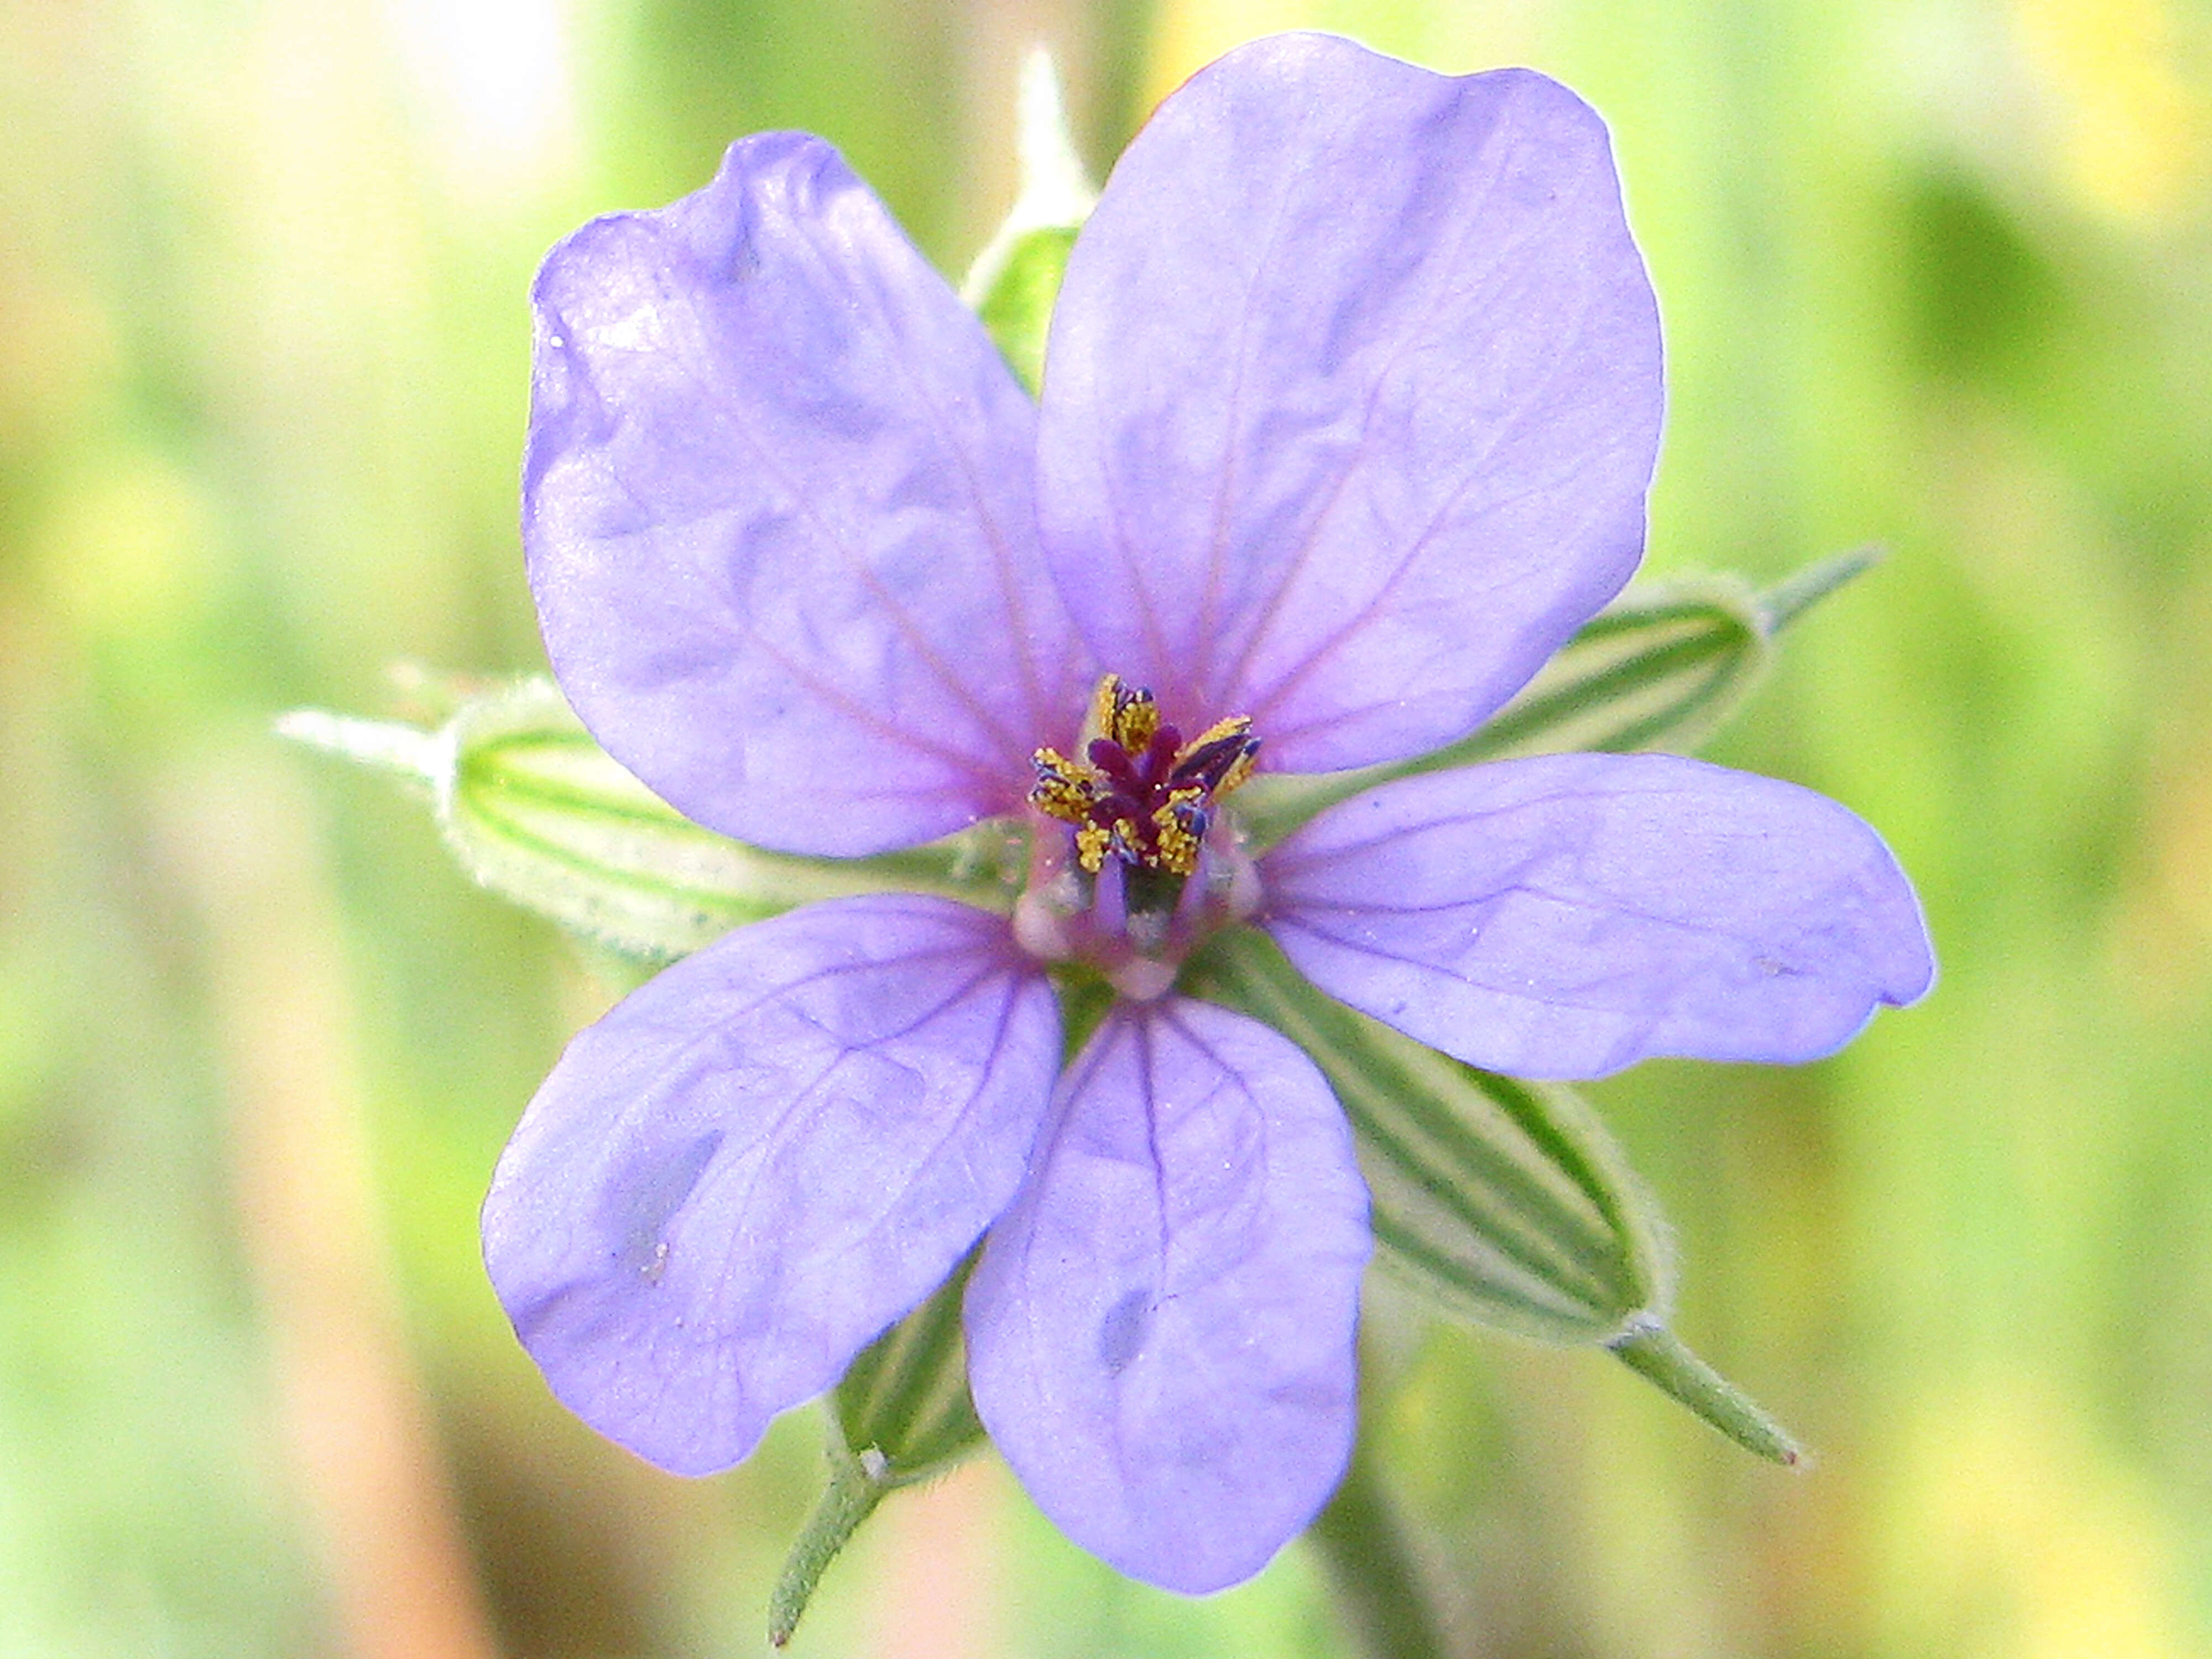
[1028, 675, 1261, 877]
[1030, 748, 1097, 823]
[1170, 718, 1260, 796]
[1105, 680, 1158, 753]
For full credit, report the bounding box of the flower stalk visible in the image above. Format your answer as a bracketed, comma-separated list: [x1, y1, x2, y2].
[768, 1431, 888, 1648]
[1608, 1317, 1807, 1468]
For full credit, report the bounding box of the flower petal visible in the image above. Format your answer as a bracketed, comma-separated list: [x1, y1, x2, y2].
[526, 135, 1079, 855]
[1036, 34, 1661, 770]
[1262, 754, 1934, 1078]
[482, 896, 1058, 1475]
[966, 998, 1370, 1593]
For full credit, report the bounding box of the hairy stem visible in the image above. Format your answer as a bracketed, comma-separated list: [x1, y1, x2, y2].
[768, 1436, 886, 1648]
[1609, 1318, 1807, 1467]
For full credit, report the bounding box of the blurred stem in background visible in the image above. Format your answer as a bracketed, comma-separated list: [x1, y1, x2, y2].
[162, 756, 500, 1659]
[1307, 1419, 1454, 1659]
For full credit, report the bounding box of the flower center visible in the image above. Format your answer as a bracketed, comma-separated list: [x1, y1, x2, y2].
[1029, 675, 1259, 877]
[1014, 675, 1262, 1000]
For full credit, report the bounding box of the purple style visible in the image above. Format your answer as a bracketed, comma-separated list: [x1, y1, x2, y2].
[487, 33, 1932, 1594]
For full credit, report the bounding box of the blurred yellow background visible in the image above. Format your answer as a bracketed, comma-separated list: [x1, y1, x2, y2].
[4, 0, 2211, 1653]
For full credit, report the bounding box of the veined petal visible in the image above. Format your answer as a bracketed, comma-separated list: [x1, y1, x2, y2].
[966, 998, 1370, 1593]
[1036, 34, 1660, 771]
[526, 135, 1079, 856]
[1262, 754, 1934, 1079]
[482, 896, 1059, 1475]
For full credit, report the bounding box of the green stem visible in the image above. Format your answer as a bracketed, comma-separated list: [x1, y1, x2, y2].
[1307, 1437, 1452, 1659]
[1608, 1318, 1808, 1468]
[767, 1438, 887, 1648]
[1757, 544, 1882, 633]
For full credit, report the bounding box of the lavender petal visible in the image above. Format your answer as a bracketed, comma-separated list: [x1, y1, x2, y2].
[483, 895, 1058, 1474]
[526, 135, 1080, 855]
[1036, 34, 1661, 768]
[1264, 753, 1934, 1078]
[966, 998, 1370, 1592]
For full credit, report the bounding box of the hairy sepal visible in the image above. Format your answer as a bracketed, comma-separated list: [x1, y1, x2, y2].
[962, 49, 1095, 395]
[280, 675, 1025, 964]
[1239, 551, 1875, 849]
[1187, 928, 1804, 1464]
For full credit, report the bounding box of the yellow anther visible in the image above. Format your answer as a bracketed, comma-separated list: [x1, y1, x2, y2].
[1112, 691, 1157, 753]
[1183, 715, 1251, 751]
[1175, 716, 1259, 796]
[1030, 747, 1099, 825]
[1086, 676, 1119, 743]
[1034, 674, 1258, 880]
[1087, 673, 1160, 753]
[1150, 790, 1205, 876]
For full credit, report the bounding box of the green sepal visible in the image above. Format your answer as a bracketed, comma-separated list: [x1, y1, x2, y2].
[973, 224, 1077, 394]
[1187, 929, 1665, 1343]
[833, 1255, 987, 1483]
[961, 49, 1095, 394]
[278, 675, 1025, 964]
[770, 1261, 988, 1646]
[1237, 547, 1879, 849]
[1186, 928, 1803, 1465]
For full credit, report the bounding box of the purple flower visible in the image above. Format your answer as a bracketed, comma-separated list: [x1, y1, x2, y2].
[485, 33, 1932, 1593]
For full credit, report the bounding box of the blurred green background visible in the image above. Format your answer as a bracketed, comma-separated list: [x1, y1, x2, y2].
[5, 0, 2211, 1653]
